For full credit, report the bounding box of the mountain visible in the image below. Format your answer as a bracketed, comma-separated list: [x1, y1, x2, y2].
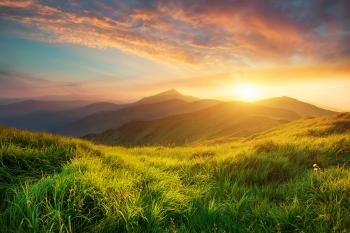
[136, 89, 198, 104]
[57, 99, 219, 136]
[0, 100, 92, 117]
[67, 102, 123, 116]
[0, 102, 122, 132]
[0, 92, 337, 139]
[0, 98, 24, 105]
[85, 101, 300, 146]
[256, 96, 337, 117]
[0, 90, 208, 134]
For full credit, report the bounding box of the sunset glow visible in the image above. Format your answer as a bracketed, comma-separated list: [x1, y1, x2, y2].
[0, 1, 349, 110]
[235, 84, 262, 102]
[1, 2, 350, 232]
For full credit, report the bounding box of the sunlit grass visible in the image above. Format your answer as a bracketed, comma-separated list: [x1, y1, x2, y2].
[0, 113, 350, 232]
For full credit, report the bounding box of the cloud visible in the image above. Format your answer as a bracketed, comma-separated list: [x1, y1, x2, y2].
[0, 0, 349, 67]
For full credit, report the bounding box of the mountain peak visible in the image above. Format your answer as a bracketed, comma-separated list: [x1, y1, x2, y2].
[262, 96, 298, 101]
[137, 89, 197, 104]
[158, 88, 181, 96]
[256, 96, 337, 117]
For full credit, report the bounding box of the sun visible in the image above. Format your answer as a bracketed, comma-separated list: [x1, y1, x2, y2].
[235, 84, 261, 101]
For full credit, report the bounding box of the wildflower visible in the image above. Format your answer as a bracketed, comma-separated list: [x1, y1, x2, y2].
[313, 163, 320, 171]
[26, 199, 32, 207]
[79, 200, 84, 209]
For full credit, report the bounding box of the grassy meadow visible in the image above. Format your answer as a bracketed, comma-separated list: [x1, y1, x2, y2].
[1, 113, 350, 232]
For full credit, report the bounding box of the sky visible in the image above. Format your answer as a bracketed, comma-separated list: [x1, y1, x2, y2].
[0, 0, 349, 110]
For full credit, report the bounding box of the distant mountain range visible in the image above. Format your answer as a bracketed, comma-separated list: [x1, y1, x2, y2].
[256, 96, 336, 117]
[0, 100, 92, 117]
[0, 102, 123, 132]
[0, 89, 339, 146]
[56, 99, 219, 136]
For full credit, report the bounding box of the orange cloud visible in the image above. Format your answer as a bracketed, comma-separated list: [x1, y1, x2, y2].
[0, 0, 349, 70]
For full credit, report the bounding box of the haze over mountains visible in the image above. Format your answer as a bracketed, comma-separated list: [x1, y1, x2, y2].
[85, 102, 299, 146]
[0, 100, 92, 117]
[0, 89, 338, 146]
[256, 96, 336, 117]
[0, 102, 123, 132]
[136, 88, 198, 104]
[57, 99, 219, 136]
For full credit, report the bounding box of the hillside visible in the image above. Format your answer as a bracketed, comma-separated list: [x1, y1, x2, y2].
[85, 101, 300, 146]
[1, 113, 350, 232]
[58, 99, 219, 136]
[256, 96, 337, 117]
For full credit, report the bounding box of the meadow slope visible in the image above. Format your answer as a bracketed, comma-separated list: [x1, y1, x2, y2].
[1, 113, 350, 232]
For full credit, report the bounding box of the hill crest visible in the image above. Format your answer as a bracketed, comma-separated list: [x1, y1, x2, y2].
[256, 96, 337, 117]
[136, 89, 198, 104]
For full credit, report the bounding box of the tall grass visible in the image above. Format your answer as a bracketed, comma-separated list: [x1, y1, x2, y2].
[1, 114, 350, 232]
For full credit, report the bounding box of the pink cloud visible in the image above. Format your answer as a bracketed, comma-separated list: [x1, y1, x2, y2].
[0, 0, 349, 67]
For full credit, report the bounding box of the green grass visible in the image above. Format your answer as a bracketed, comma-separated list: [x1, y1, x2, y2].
[1, 113, 350, 232]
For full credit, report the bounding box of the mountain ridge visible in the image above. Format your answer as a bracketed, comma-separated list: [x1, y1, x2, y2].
[57, 98, 219, 136]
[0, 89, 338, 140]
[256, 96, 337, 117]
[84, 101, 300, 146]
[0, 100, 92, 117]
[136, 89, 198, 104]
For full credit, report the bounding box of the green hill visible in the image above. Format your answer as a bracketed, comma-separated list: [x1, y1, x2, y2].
[1, 113, 350, 232]
[85, 101, 300, 146]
